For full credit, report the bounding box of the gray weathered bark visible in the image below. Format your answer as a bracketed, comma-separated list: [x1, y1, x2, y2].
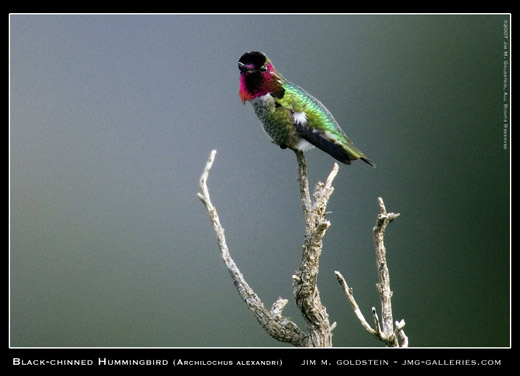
[335, 198, 408, 347]
[198, 149, 407, 347]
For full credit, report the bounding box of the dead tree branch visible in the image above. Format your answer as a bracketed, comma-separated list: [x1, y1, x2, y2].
[335, 197, 408, 347]
[292, 150, 338, 347]
[197, 150, 339, 347]
[198, 150, 406, 347]
[197, 150, 307, 346]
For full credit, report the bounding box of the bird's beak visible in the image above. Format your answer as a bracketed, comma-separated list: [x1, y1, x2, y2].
[238, 61, 251, 73]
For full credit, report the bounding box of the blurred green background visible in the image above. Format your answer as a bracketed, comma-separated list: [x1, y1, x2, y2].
[10, 14, 510, 347]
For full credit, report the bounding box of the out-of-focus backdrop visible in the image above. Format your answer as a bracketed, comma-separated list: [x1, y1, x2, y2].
[10, 14, 510, 347]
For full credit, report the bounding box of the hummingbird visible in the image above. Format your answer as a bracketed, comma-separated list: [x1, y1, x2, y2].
[238, 51, 375, 167]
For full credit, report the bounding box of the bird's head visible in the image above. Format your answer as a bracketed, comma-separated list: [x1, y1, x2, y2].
[238, 51, 285, 103]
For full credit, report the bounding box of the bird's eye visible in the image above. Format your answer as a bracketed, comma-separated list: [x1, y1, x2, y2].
[259, 65, 268, 72]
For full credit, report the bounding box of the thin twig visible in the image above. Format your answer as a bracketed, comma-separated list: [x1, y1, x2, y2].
[295, 150, 312, 229]
[334, 271, 380, 341]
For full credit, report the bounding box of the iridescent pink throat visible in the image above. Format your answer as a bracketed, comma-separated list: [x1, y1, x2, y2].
[239, 63, 281, 103]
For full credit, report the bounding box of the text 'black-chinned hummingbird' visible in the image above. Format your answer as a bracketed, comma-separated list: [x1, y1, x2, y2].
[238, 51, 375, 167]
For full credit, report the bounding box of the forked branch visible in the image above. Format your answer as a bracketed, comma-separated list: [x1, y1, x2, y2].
[197, 150, 306, 346]
[292, 150, 338, 347]
[198, 150, 407, 347]
[335, 197, 408, 347]
[198, 150, 339, 347]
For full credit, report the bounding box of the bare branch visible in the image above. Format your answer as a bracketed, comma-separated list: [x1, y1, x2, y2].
[335, 271, 380, 341]
[198, 150, 306, 346]
[292, 150, 338, 347]
[396, 319, 409, 347]
[295, 150, 312, 228]
[198, 149, 406, 348]
[373, 197, 405, 346]
[336, 197, 408, 347]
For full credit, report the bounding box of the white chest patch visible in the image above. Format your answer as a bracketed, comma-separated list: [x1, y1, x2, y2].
[250, 93, 274, 105]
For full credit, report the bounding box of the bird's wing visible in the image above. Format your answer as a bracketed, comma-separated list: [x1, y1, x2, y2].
[293, 117, 352, 164]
